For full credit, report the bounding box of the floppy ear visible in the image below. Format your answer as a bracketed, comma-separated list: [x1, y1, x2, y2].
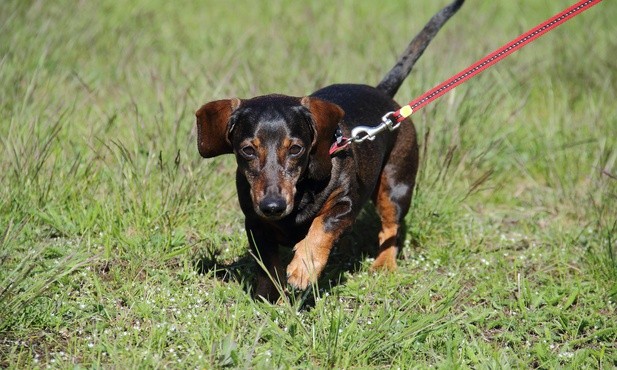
[195, 98, 241, 158]
[301, 97, 345, 180]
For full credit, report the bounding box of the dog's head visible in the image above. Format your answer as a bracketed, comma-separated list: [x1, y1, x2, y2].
[196, 95, 344, 220]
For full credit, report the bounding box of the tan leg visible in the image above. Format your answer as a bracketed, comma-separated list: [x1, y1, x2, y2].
[370, 170, 400, 272]
[286, 187, 353, 290]
[370, 119, 417, 272]
[286, 215, 336, 289]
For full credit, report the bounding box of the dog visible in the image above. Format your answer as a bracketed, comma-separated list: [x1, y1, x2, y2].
[196, 0, 464, 300]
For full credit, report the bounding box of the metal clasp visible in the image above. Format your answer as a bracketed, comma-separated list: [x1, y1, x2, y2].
[350, 111, 401, 143]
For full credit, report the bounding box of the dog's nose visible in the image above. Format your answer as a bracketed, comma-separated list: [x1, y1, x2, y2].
[259, 196, 287, 218]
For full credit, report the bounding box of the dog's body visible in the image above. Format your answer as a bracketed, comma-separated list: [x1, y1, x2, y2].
[196, 0, 464, 300]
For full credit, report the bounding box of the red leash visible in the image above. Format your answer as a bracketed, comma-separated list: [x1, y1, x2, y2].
[331, 0, 603, 154]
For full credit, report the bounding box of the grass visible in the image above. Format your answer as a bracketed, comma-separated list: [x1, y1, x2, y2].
[1, 0, 616, 368]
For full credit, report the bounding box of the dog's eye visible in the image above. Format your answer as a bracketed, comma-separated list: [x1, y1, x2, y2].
[289, 145, 304, 157]
[240, 146, 256, 158]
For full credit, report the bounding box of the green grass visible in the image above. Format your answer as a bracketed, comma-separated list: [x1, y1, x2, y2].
[1, 0, 616, 368]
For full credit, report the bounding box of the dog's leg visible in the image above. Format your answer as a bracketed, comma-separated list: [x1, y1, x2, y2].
[247, 224, 284, 301]
[371, 175, 403, 271]
[287, 191, 353, 290]
[371, 123, 418, 271]
[286, 215, 336, 290]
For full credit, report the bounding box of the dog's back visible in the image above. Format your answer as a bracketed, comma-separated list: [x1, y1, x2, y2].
[310, 0, 465, 202]
[311, 84, 405, 197]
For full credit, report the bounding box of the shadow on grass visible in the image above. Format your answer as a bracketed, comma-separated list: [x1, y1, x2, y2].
[194, 204, 412, 307]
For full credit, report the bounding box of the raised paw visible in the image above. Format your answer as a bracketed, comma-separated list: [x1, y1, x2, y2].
[286, 244, 326, 290]
[286, 256, 311, 290]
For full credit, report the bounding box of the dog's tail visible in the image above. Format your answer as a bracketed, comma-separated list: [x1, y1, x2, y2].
[377, 0, 464, 98]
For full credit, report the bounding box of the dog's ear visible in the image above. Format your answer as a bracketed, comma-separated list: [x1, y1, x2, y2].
[195, 98, 241, 158]
[301, 97, 345, 180]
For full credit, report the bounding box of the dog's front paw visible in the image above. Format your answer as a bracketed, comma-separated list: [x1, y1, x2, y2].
[286, 257, 311, 290]
[286, 244, 325, 290]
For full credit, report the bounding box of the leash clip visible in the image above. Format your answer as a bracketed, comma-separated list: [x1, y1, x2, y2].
[351, 111, 401, 143]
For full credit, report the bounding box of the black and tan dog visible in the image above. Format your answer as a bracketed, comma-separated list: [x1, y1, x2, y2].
[196, 0, 464, 300]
